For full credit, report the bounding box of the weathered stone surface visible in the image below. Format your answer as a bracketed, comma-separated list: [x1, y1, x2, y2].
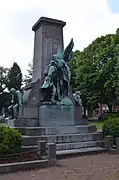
[37, 140, 46, 156]
[0, 160, 48, 173]
[14, 118, 39, 127]
[56, 140, 104, 151]
[46, 143, 56, 166]
[0, 116, 6, 123]
[38, 132, 102, 144]
[104, 136, 113, 150]
[22, 17, 66, 109]
[7, 118, 15, 127]
[13, 125, 96, 136]
[19, 105, 39, 119]
[39, 105, 75, 126]
[56, 147, 107, 156]
[39, 105, 86, 127]
[22, 79, 41, 106]
[21, 132, 102, 146]
[116, 137, 119, 153]
[32, 17, 66, 84]
[74, 106, 87, 125]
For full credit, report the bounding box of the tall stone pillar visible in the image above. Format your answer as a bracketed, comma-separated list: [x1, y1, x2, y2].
[32, 17, 66, 83]
[22, 17, 66, 106]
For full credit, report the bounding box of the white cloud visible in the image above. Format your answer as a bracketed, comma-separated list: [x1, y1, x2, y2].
[0, 0, 119, 75]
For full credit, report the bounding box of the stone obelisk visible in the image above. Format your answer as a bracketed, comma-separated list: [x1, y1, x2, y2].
[32, 17, 66, 84]
[23, 17, 66, 106]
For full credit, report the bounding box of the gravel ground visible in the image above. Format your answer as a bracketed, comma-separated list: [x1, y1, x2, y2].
[1, 153, 119, 180]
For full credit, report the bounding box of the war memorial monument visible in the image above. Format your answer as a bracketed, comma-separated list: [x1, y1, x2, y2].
[8, 17, 104, 154]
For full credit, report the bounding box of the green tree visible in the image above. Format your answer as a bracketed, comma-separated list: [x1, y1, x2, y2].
[7, 62, 22, 90]
[113, 28, 119, 103]
[0, 92, 11, 114]
[68, 50, 80, 92]
[23, 62, 33, 86]
[75, 32, 119, 112]
[0, 66, 9, 94]
[0, 66, 9, 113]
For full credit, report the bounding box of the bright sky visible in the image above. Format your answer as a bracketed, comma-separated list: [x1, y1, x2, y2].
[0, 0, 119, 75]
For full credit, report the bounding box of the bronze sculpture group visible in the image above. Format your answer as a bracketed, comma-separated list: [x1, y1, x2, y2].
[8, 88, 23, 119]
[40, 38, 74, 104]
[8, 39, 83, 119]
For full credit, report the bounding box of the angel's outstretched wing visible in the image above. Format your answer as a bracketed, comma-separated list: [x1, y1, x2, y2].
[63, 38, 74, 62]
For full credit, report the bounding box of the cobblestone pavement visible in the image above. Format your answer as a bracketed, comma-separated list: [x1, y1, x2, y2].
[1, 153, 119, 180]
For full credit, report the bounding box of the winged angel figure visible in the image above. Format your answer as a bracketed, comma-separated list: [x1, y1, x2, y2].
[41, 38, 74, 103]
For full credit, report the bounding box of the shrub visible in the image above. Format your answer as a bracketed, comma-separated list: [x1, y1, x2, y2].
[103, 113, 119, 120]
[102, 118, 119, 143]
[0, 126, 22, 156]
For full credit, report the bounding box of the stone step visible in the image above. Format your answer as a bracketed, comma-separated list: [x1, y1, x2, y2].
[14, 118, 88, 127]
[14, 119, 39, 127]
[22, 132, 102, 146]
[13, 124, 97, 136]
[22, 141, 104, 152]
[37, 132, 102, 144]
[56, 140, 104, 151]
[22, 145, 38, 151]
[56, 147, 107, 156]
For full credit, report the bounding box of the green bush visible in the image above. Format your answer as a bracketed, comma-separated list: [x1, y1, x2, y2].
[102, 118, 119, 143]
[0, 126, 22, 156]
[103, 113, 119, 120]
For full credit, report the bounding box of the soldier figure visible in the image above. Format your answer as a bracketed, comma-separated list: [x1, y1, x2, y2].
[8, 88, 22, 118]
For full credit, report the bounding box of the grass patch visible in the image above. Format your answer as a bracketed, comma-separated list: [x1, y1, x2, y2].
[89, 121, 104, 130]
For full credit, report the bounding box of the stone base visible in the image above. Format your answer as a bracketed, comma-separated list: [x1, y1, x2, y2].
[39, 105, 85, 127]
[11, 104, 87, 128]
[15, 124, 104, 153]
[12, 104, 105, 155]
[19, 105, 39, 119]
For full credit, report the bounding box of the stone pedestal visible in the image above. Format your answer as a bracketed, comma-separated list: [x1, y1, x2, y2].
[16, 104, 87, 127]
[39, 105, 85, 127]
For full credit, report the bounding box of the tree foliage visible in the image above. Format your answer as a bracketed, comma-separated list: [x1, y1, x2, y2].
[0, 126, 22, 155]
[0, 66, 9, 94]
[7, 62, 22, 90]
[0, 67, 10, 113]
[68, 50, 80, 92]
[23, 62, 33, 86]
[69, 29, 119, 111]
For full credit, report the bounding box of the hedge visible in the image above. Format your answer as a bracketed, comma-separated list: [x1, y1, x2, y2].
[0, 126, 22, 156]
[103, 113, 119, 120]
[102, 118, 119, 143]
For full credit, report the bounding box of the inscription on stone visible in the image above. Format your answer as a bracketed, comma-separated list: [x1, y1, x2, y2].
[43, 38, 60, 67]
[39, 105, 74, 127]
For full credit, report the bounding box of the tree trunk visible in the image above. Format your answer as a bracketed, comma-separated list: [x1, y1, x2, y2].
[108, 104, 112, 112]
[112, 98, 116, 112]
[83, 108, 86, 116]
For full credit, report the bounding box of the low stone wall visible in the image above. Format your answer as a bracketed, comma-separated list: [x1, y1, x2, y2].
[0, 159, 48, 173]
[0, 142, 56, 173]
[104, 136, 119, 154]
